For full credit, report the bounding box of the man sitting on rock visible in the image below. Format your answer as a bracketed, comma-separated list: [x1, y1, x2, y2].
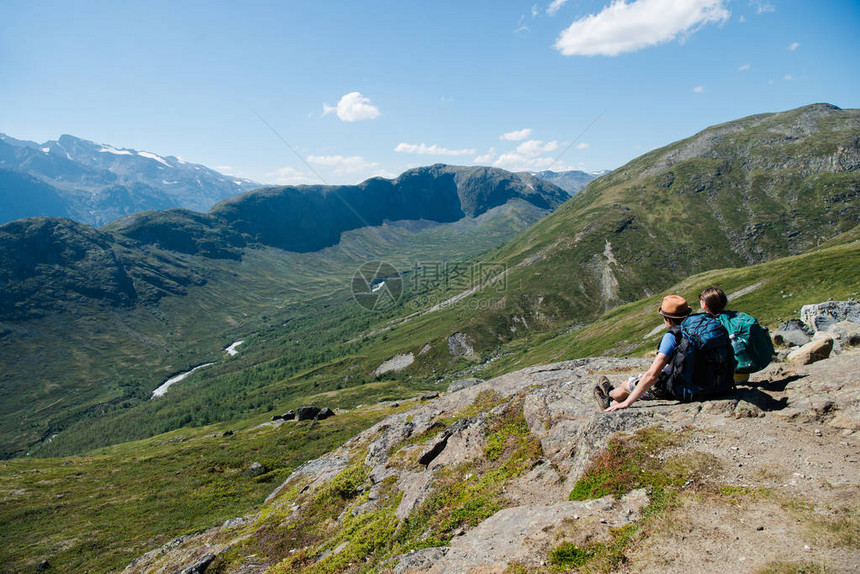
[594, 295, 692, 412]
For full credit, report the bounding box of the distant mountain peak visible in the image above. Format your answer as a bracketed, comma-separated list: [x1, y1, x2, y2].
[0, 133, 261, 226]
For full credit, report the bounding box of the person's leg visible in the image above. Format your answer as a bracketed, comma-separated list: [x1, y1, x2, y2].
[609, 381, 633, 402]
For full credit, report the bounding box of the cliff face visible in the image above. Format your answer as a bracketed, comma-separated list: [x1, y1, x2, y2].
[126, 343, 860, 573]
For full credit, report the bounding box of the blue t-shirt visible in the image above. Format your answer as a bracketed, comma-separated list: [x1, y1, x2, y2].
[658, 332, 678, 357]
[657, 332, 678, 375]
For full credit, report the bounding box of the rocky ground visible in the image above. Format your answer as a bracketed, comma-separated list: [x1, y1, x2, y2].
[126, 349, 860, 574]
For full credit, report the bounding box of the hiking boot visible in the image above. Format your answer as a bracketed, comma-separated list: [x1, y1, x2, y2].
[593, 384, 610, 411]
[598, 376, 614, 398]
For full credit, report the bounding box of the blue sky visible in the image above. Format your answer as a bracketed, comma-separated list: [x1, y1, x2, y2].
[1, 0, 858, 185]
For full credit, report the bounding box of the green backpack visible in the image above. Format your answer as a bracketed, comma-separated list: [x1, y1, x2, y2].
[716, 311, 774, 374]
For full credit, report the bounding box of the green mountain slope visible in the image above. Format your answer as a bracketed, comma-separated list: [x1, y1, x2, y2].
[3, 103, 857, 461]
[1, 232, 857, 573]
[369, 103, 859, 367]
[0, 195, 557, 458]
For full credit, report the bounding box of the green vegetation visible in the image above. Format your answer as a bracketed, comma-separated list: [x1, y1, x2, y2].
[0, 407, 395, 573]
[753, 561, 828, 574]
[553, 427, 720, 572]
[3, 202, 545, 459]
[568, 427, 693, 501]
[225, 393, 543, 574]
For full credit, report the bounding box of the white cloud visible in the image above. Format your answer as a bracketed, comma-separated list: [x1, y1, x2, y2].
[750, 1, 775, 14]
[515, 15, 531, 33]
[693, 85, 705, 93]
[394, 142, 477, 156]
[492, 152, 571, 172]
[554, 0, 730, 57]
[322, 91, 381, 122]
[738, 63, 751, 71]
[783, 74, 794, 81]
[517, 139, 560, 157]
[474, 148, 497, 164]
[576, 142, 590, 149]
[307, 154, 380, 175]
[265, 166, 319, 186]
[500, 128, 533, 141]
[788, 41, 799, 51]
[532, 4, 539, 17]
[547, 0, 568, 16]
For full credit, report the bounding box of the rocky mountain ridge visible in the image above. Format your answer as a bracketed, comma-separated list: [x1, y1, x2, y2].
[530, 169, 608, 195]
[0, 133, 260, 225]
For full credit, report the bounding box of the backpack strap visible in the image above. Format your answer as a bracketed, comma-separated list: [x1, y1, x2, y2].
[667, 325, 682, 354]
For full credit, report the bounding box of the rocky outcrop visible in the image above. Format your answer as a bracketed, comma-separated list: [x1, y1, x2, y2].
[126, 351, 860, 573]
[447, 377, 484, 392]
[447, 332, 478, 360]
[801, 300, 860, 332]
[373, 353, 415, 376]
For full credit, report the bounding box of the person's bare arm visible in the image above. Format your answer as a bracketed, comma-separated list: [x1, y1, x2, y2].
[605, 353, 670, 411]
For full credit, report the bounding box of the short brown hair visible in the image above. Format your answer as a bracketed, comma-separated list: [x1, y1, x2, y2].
[700, 286, 727, 315]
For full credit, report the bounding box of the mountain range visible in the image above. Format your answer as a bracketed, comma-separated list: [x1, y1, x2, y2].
[0, 165, 568, 458]
[0, 103, 857, 463]
[529, 168, 608, 194]
[0, 133, 260, 225]
[1, 103, 859, 572]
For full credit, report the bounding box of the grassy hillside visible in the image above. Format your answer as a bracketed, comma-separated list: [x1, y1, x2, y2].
[2, 201, 547, 458]
[368, 104, 860, 363]
[8, 103, 858, 459]
[1, 234, 857, 572]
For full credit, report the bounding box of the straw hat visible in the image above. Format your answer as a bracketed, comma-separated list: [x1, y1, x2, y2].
[658, 295, 691, 319]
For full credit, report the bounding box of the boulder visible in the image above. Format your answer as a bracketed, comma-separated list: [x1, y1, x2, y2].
[822, 320, 860, 351]
[800, 300, 860, 332]
[778, 318, 814, 335]
[316, 407, 335, 420]
[283, 410, 296, 420]
[179, 553, 215, 574]
[772, 329, 812, 348]
[297, 406, 321, 421]
[270, 414, 283, 421]
[448, 332, 478, 360]
[245, 462, 267, 477]
[448, 378, 484, 392]
[787, 337, 834, 365]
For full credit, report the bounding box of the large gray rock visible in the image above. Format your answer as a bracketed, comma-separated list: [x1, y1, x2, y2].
[822, 320, 860, 352]
[394, 490, 649, 572]
[316, 407, 335, 420]
[447, 332, 478, 360]
[801, 300, 860, 332]
[787, 337, 834, 365]
[772, 324, 813, 348]
[448, 378, 484, 392]
[179, 553, 215, 574]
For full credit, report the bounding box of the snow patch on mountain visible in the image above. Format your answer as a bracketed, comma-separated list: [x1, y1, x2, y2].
[139, 151, 172, 167]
